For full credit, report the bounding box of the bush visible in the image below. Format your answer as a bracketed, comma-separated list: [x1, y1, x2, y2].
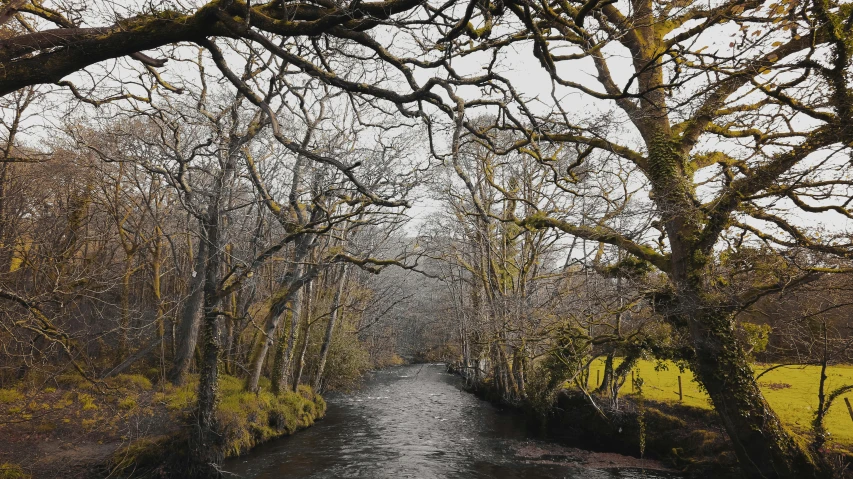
[322, 332, 371, 391]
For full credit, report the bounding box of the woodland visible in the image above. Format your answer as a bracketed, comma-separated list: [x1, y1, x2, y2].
[0, 0, 852, 477]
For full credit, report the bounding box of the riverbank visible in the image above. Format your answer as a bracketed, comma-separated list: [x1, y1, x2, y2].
[453, 363, 853, 478]
[0, 373, 325, 478]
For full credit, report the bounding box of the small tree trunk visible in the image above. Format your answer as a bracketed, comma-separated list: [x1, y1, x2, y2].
[313, 265, 348, 391]
[119, 254, 133, 353]
[168, 236, 206, 385]
[188, 235, 223, 477]
[271, 284, 305, 394]
[812, 321, 829, 451]
[595, 351, 615, 396]
[246, 294, 292, 392]
[291, 281, 314, 392]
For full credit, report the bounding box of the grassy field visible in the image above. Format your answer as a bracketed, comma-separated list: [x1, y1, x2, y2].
[588, 359, 853, 446]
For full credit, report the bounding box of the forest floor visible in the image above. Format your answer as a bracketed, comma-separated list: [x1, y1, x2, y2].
[0, 372, 325, 478]
[589, 359, 853, 452]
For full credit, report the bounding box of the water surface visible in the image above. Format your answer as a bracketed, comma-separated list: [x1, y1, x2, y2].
[224, 364, 676, 479]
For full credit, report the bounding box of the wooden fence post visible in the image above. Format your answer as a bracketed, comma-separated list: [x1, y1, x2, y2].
[597, 369, 600, 387]
[677, 376, 683, 402]
[845, 397, 853, 423]
[631, 370, 635, 392]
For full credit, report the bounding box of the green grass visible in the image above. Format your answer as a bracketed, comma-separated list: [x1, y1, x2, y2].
[588, 359, 853, 446]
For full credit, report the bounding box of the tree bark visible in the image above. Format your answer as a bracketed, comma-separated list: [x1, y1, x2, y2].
[188, 214, 224, 477]
[245, 281, 300, 392]
[0, 0, 424, 97]
[683, 291, 826, 479]
[313, 265, 348, 391]
[271, 284, 305, 395]
[291, 279, 315, 392]
[168, 236, 207, 385]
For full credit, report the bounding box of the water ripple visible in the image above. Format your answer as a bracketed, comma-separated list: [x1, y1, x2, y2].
[223, 365, 680, 479]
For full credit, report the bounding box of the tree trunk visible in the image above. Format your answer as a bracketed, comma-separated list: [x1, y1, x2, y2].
[595, 350, 615, 396]
[290, 280, 314, 392]
[686, 298, 826, 479]
[313, 265, 348, 391]
[188, 219, 224, 477]
[270, 284, 305, 395]
[246, 233, 315, 392]
[119, 254, 133, 353]
[168, 236, 207, 385]
[246, 287, 296, 392]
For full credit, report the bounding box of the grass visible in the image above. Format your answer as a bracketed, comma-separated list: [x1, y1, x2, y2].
[108, 374, 327, 476]
[588, 359, 853, 447]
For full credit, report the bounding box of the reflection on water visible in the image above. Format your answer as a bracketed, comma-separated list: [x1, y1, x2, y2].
[223, 364, 678, 479]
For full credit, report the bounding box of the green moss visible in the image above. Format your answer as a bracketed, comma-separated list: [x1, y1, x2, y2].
[153, 380, 197, 411]
[217, 383, 325, 456]
[107, 374, 326, 477]
[107, 435, 178, 477]
[107, 374, 153, 391]
[118, 397, 137, 410]
[55, 373, 90, 389]
[77, 393, 98, 410]
[0, 388, 23, 404]
[0, 463, 31, 479]
[645, 407, 688, 429]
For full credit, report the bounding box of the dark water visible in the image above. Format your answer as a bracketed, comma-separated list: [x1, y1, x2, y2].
[223, 364, 676, 479]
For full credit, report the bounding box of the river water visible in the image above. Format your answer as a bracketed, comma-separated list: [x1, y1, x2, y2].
[223, 364, 677, 479]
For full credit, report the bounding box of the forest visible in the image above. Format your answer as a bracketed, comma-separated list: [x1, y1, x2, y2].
[0, 0, 852, 477]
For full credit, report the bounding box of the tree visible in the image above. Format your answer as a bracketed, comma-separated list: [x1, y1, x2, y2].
[0, 0, 426, 96]
[445, 0, 853, 476]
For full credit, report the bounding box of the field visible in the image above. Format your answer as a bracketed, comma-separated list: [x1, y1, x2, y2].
[588, 359, 853, 446]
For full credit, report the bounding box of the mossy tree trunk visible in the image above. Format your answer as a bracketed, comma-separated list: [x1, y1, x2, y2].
[290, 279, 314, 392]
[655, 132, 827, 479]
[168, 236, 207, 385]
[189, 213, 225, 477]
[271, 283, 305, 395]
[314, 264, 348, 391]
[246, 233, 315, 393]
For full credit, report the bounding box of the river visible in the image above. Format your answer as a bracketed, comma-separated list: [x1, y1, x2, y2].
[224, 364, 678, 479]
